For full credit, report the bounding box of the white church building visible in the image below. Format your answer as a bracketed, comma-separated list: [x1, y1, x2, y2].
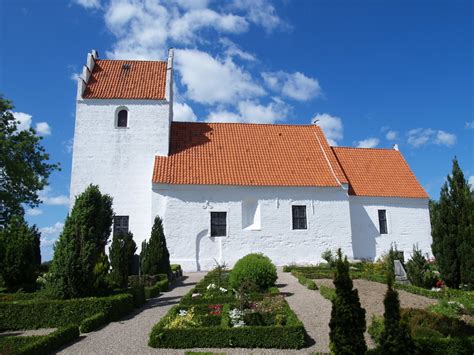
[70, 49, 432, 271]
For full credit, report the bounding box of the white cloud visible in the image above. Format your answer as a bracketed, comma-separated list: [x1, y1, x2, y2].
[220, 38, 256, 62]
[356, 137, 380, 148]
[231, 0, 287, 32]
[174, 102, 197, 122]
[38, 187, 70, 207]
[435, 130, 456, 147]
[73, 0, 101, 9]
[469, 176, 474, 191]
[465, 121, 474, 129]
[385, 130, 398, 141]
[26, 208, 43, 216]
[12, 112, 32, 131]
[176, 49, 265, 105]
[262, 71, 322, 101]
[311, 113, 343, 146]
[35, 122, 51, 136]
[407, 128, 457, 148]
[39, 222, 64, 247]
[207, 98, 290, 124]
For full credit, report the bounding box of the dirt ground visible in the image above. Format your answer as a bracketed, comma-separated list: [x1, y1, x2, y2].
[317, 278, 437, 323]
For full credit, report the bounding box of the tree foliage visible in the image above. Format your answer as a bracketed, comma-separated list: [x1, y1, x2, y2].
[329, 249, 367, 355]
[431, 158, 473, 288]
[48, 185, 113, 298]
[380, 276, 415, 354]
[109, 231, 137, 288]
[0, 95, 59, 221]
[140, 216, 171, 277]
[0, 216, 41, 291]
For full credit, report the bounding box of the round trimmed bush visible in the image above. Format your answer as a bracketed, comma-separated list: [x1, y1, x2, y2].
[229, 253, 277, 291]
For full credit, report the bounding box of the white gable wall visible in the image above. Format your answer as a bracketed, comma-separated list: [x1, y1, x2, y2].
[349, 196, 432, 261]
[70, 99, 171, 245]
[152, 184, 353, 271]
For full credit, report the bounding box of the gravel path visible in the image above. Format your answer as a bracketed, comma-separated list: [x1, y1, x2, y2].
[57, 273, 205, 355]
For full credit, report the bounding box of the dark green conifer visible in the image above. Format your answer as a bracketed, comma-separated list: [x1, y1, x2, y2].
[109, 231, 137, 288]
[140, 216, 171, 277]
[329, 249, 367, 355]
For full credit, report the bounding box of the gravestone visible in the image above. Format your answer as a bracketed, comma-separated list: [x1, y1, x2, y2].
[394, 259, 410, 284]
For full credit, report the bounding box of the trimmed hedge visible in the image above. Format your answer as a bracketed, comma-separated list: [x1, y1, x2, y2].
[319, 285, 336, 301]
[80, 312, 107, 333]
[145, 277, 169, 299]
[149, 304, 305, 349]
[229, 253, 277, 291]
[0, 293, 134, 330]
[290, 270, 318, 290]
[0, 325, 80, 355]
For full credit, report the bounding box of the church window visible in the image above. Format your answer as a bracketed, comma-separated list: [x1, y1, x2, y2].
[113, 215, 129, 235]
[292, 205, 307, 230]
[117, 109, 128, 128]
[211, 212, 227, 237]
[378, 210, 388, 234]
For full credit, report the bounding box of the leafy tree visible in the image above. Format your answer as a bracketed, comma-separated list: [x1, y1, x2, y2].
[329, 249, 367, 355]
[48, 185, 113, 298]
[140, 216, 171, 277]
[380, 275, 415, 354]
[0, 216, 41, 291]
[0, 95, 59, 222]
[431, 158, 473, 288]
[109, 231, 137, 288]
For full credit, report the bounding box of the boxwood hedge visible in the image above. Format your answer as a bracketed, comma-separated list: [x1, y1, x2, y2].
[0, 293, 134, 330]
[79, 312, 107, 333]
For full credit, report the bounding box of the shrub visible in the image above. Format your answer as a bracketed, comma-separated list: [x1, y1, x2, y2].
[80, 312, 107, 333]
[291, 270, 318, 290]
[379, 277, 415, 354]
[0, 293, 133, 330]
[145, 277, 169, 299]
[47, 185, 113, 299]
[140, 217, 171, 278]
[329, 249, 367, 355]
[0, 216, 41, 291]
[109, 231, 137, 288]
[406, 244, 437, 288]
[229, 254, 277, 291]
[0, 325, 80, 355]
[319, 285, 336, 301]
[321, 249, 336, 267]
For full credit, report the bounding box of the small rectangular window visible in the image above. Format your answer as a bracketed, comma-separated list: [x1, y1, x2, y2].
[292, 205, 307, 230]
[211, 212, 227, 237]
[113, 216, 129, 236]
[378, 210, 388, 234]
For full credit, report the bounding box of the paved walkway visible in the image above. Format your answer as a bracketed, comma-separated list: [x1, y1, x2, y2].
[58, 270, 332, 354]
[57, 273, 205, 355]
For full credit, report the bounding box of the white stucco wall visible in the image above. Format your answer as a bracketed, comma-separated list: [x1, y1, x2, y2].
[70, 99, 171, 245]
[349, 196, 432, 261]
[152, 184, 353, 271]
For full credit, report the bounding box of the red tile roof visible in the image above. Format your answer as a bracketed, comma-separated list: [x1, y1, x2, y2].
[83, 59, 167, 100]
[153, 122, 348, 187]
[332, 147, 428, 198]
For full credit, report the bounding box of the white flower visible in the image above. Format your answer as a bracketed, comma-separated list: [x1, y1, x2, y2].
[191, 293, 201, 298]
[178, 309, 188, 316]
[207, 283, 217, 290]
[233, 320, 245, 327]
[219, 287, 227, 293]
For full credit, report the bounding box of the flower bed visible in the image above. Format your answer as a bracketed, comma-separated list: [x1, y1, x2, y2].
[149, 268, 305, 349]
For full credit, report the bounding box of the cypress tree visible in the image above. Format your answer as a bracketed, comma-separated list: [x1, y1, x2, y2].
[380, 275, 415, 354]
[48, 185, 113, 298]
[109, 231, 137, 288]
[140, 216, 171, 277]
[329, 249, 367, 355]
[431, 158, 473, 288]
[0, 216, 40, 291]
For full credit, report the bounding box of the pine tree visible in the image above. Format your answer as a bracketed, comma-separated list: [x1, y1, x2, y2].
[140, 216, 171, 277]
[431, 158, 473, 288]
[109, 231, 137, 288]
[48, 185, 113, 298]
[380, 275, 415, 354]
[329, 249, 367, 355]
[0, 216, 40, 291]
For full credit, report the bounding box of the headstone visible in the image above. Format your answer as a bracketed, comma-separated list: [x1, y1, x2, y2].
[394, 259, 410, 284]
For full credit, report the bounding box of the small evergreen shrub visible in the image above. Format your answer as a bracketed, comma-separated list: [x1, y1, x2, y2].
[229, 253, 277, 291]
[140, 217, 172, 278]
[109, 231, 137, 289]
[406, 245, 437, 288]
[321, 249, 336, 267]
[80, 312, 107, 333]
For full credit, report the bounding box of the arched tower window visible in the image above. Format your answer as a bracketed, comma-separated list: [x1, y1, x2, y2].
[117, 109, 128, 128]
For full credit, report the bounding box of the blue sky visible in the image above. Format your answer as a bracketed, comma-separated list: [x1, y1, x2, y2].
[1, 0, 472, 261]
